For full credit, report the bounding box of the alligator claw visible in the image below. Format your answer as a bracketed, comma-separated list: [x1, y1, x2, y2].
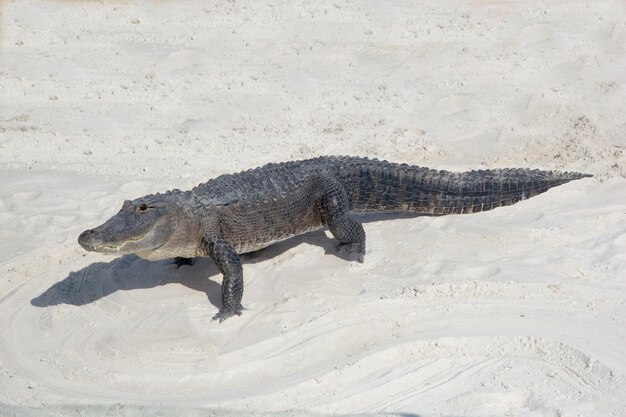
[335, 243, 364, 263]
[212, 308, 243, 323]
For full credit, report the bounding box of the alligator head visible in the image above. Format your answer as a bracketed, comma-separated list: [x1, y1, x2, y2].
[78, 190, 196, 260]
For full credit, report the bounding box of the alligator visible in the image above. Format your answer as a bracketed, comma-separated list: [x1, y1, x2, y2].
[78, 156, 591, 321]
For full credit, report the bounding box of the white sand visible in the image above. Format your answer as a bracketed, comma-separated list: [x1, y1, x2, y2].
[1, 1, 625, 416]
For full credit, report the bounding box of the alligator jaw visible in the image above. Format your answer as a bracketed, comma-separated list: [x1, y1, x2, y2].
[78, 229, 150, 255]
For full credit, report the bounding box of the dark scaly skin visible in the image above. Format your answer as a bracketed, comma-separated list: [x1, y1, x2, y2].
[78, 156, 592, 321]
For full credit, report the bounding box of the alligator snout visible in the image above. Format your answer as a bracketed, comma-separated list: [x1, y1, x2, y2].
[78, 229, 101, 251]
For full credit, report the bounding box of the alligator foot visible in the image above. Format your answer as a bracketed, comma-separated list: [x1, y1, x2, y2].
[335, 243, 364, 263]
[212, 307, 244, 323]
[173, 257, 194, 268]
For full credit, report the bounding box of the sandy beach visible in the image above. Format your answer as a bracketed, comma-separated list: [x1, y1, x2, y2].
[1, 1, 625, 416]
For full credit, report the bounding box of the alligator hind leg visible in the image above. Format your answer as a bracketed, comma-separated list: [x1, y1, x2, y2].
[316, 177, 366, 263]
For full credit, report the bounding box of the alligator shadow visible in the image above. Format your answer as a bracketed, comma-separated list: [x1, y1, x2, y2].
[31, 230, 335, 309]
[31, 213, 425, 310]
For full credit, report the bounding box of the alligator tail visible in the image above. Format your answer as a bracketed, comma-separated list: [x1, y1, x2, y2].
[338, 158, 592, 214]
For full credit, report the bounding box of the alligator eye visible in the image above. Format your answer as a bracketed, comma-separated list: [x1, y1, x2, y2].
[137, 203, 149, 212]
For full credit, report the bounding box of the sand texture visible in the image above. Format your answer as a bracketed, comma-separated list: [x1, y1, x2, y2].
[1, 1, 625, 416]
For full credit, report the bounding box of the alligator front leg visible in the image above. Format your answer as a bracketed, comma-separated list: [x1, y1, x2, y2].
[203, 237, 244, 322]
[172, 257, 194, 268]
